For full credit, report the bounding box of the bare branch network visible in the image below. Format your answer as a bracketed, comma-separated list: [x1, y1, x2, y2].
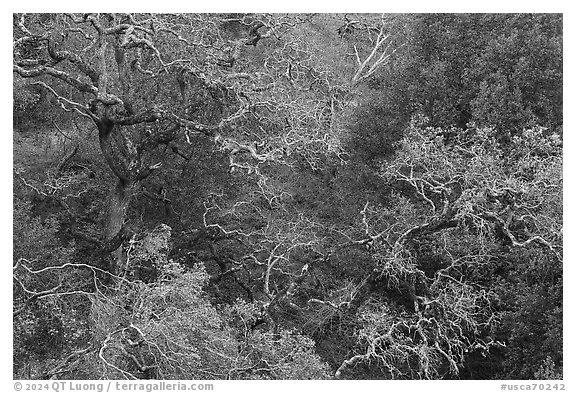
[13, 13, 562, 380]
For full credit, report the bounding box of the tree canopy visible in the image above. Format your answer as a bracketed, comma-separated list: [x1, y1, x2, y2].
[13, 13, 562, 380]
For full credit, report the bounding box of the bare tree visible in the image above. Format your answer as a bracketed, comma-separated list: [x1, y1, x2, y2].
[13, 13, 338, 273]
[331, 121, 562, 378]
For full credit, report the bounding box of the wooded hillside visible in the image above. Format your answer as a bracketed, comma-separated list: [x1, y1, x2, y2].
[13, 13, 562, 380]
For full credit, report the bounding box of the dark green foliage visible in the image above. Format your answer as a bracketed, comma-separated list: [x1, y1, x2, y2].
[466, 14, 562, 133]
[347, 13, 562, 162]
[345, 90, 408, 163]
[495, 249, 563, 379]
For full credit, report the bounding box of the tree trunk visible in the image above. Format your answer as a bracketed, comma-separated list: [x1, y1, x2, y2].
[97, 120, 136, 275]
[106, 179, 133, 275]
